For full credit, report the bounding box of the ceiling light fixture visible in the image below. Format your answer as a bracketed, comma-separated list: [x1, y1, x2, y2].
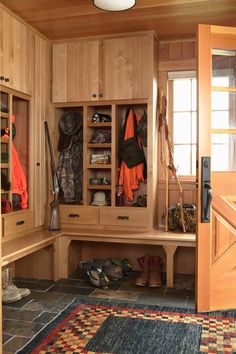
[93, 0, 136, 11]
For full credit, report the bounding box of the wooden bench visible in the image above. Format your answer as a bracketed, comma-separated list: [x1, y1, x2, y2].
[1, 228, 196, 288]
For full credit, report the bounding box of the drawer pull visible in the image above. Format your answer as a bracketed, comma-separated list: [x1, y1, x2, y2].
[68, 213, 80, 218]
[117, 216, 129, 221]
[16, 220, 25, 226]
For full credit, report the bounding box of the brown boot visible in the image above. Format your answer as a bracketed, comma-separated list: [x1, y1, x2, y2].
[135, 255, 151, 286]
[148, 256, 162, 287]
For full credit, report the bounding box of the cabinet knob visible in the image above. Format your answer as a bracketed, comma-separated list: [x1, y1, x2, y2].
[0, 76, 4, 81]
[92, 93, 97, 98]
[99, 93, 103, 98]
[4, 78, 10, 82]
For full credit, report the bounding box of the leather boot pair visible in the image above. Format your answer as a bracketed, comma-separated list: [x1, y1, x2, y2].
[135, 255, 162, 287]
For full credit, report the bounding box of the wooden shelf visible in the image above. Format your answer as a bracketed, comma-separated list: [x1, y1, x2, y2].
[87, 164, 112, 169]
[0, 138, 9, 143]
[88, 123, 111, 128]
[87, 184, 111, 190]
[0, 112, 9, 118]
[1, 163, 10, 168]
[87, 143, 111, 148]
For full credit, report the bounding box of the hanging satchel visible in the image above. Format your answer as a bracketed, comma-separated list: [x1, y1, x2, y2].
[119, 108, 146, 168]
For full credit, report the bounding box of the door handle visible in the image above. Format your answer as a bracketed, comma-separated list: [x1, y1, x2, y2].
[201, 157, 212, 223]
[204, 183, 212, 221]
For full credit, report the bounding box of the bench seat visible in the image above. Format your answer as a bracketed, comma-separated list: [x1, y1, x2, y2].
[1, 227, 196, 288]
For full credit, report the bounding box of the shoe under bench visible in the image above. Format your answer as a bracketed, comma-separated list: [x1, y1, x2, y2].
[1, 228, 196, 288]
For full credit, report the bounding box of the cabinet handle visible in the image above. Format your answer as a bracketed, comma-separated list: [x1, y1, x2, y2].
[117, 216, 129, 221]
[99, 93, 103, 98]
[92, 93, 97, 98]
[4, 78, 9, 82]
[16, 220, 25, 226]
[68, 213, 80, 218]
[0, 76, 4, 81]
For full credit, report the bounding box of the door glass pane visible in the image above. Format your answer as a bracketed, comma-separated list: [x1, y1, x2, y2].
[173, 112, 191, 143]
[173, 80, 191, 111]
[212, 134, 236, 171]
[212, 91, 236, 128]
[174, 145, 191, 175]
[212, 49, 236, 88]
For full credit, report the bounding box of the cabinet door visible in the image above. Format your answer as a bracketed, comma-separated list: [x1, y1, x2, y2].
[102, 36, 152, 100]
[1, 9, 34, 95]
[52, 40, 100, 102]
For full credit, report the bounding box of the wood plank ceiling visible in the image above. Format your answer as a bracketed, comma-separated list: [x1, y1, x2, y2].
[1, 0, 236, 40]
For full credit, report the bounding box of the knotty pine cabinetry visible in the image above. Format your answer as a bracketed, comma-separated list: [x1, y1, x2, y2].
[0, 88, 34, 241]
[52, 32, 155, 103]
[56, 99, 157, 231]
[0, 6, 35, 96]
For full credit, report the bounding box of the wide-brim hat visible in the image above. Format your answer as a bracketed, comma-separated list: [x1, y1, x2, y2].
[91, 191, 107, 206]
[58, 111, 83, 151]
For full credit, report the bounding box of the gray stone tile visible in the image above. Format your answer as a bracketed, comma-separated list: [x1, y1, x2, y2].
[48, 284, 94, 295]
[55, 278, 82, 286]
[91, 289, 140, 301]
[22, 300, 67, 313]
[13, 280, 54, 291]
[33, 311, 58, 324]
[3, 336, 30, 353]
[3, 319, 44, 337]
[165, 287, 195, 296]
[2, 334, 12, 344]
[3, 306, 41, 321]
[137, 293, 188, 307]
[29, 290, 64, 302]
[2, 296, 32, 309]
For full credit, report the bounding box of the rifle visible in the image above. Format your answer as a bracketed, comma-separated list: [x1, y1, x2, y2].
[44, 121, 61, 231]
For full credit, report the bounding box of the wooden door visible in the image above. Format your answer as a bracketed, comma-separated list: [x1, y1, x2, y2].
[52, 40, 100, 103]
[197, 24, 236, 311]
[102, 35, 152, 100]
[2, 9, 34, 95]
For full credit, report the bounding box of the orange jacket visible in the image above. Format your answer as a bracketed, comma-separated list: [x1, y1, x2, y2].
[118, 109, 145, 201]
[3, 116, 28, 209]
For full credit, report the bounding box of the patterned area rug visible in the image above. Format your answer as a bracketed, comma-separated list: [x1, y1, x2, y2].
[18, 298, 236, 354]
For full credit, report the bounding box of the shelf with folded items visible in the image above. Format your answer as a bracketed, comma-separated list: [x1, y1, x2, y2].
[87, 164, 112, 169]
[87, 143, 111, 148]
[87, 122, 112, 128]
[87, 184, 111, 190]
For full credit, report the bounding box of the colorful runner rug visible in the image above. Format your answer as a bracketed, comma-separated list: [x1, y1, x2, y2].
[19, 299, 236, 353]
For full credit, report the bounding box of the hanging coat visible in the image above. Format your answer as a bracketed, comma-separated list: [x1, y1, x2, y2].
[3, 115, 28, 209]
[118, 109, 146, 201]
[57, 112, 83, 203]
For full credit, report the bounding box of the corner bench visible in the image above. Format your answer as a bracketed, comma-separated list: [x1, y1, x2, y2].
[1, 228, 196, 288]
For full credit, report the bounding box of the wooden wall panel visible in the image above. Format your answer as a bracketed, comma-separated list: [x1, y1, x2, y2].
[33, 34, 52, 227]
[159, 39, 196, 71]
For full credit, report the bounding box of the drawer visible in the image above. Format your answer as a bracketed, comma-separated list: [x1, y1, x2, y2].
[2, 211, 34, 240]
[100, 208, 148, 227]
[60, 206, 99, 225]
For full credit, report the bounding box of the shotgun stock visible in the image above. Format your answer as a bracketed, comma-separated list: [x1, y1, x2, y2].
[44, 121, 61, 231]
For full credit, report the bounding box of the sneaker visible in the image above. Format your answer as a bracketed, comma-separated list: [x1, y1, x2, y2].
[103, 264, 123, 281]
[9, 283, 31, 298]
[2, 286, 22, 303]
[87, 268, 109, 289]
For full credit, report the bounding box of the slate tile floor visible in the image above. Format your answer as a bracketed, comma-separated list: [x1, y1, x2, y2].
[2, 270, 195, 354]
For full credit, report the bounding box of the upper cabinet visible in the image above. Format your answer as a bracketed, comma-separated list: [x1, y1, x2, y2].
[52, 33, 155, 103]
[0, 8, 35, 96]
[52, 40, 100, 102]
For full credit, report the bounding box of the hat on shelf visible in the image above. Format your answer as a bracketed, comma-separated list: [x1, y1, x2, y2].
[91, 191, 107, 206]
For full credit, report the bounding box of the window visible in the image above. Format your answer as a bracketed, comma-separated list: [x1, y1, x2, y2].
[169, 74, 197, 176]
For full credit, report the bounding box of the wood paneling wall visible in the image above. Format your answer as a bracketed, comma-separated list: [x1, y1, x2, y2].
[159, 39, 196, 71]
